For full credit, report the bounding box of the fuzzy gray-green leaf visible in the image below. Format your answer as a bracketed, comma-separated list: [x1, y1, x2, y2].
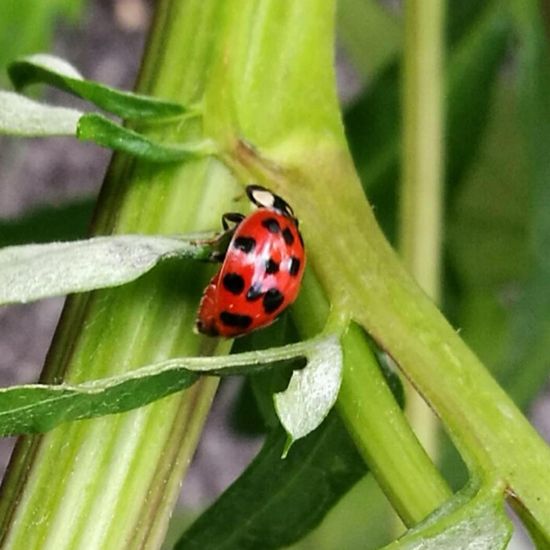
[0, 337, 333, 436]
[0, 234, 215, 305]
[0, 90, 81, 136]
[382, 488, 512, 550]
[274, 335, 342, 448]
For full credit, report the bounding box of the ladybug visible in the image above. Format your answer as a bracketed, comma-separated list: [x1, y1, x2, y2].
[196, 185, 306, 337]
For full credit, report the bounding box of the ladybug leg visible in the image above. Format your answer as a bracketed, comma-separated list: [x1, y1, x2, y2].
[222, 212, 245, 231]
[210, 251, 227, 263]
[207, 213, 245, 263]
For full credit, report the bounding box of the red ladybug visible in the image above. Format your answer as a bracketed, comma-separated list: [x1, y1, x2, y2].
[196, 185, 306, 337]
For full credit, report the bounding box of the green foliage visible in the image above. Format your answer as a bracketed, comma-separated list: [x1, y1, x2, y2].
[1, 0, 550, 548]
[274, 336, 342, 450]
[0, 335, 339, 437]
[0, 90, 81, 136]
[177, 413, 366, 550]
[0, 234, 216, 304]
[77, 113, 216, 162]
[1, 54, 212, 161]
[9, 54, 187, 119]
[381, 486, 512, 550]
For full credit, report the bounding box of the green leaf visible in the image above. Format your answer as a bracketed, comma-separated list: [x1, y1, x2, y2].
[0, 233, 216, 305]
[175, 412, 367, 550]
[0, 94, 213, 161]
[0, 90, 81, 136]
[8, 53, 187, 119]
[499, 0, 550, 409]
[0, 336, 336, 436]
[274, 335, 342, 452]
[445, 3, 511, 199]
[230, 316, 298, 434]
[77, 113, 217, 162]
[0, 363, 199, 436]
[381, 487, 512, 550]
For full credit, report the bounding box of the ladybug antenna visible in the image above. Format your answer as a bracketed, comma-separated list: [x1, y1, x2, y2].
[246, 185, 295, 218]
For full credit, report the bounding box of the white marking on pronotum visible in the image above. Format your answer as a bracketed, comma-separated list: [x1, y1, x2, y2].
[250, 188, 275, 208]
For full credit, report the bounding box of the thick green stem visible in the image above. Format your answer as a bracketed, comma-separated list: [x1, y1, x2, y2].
[264, 149, 550, 532]
[227, 102, 550, 537]
[0, 2, 240, 548]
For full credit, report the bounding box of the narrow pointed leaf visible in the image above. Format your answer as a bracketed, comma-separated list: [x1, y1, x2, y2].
[274, 335, 342, 448]
[0, 337, 333, 436]
[77, 113, 217, 162]
[0, 366, 199, 436]
[8, 53, 187, 119]
[176, 413, 367, 550]
[0, 234, 216, 305]
[0, 90, 81, 136]
[381, 488, 512, 549]
[499, 0, 550, 409]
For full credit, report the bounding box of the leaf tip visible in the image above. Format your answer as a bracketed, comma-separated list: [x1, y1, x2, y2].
[280, 434, 294, 459]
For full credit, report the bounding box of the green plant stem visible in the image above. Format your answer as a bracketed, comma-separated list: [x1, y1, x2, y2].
[226, 105, 550, 539]
[238, 142, 550, 535]
[338, 325, 451, 526]
[0, 2, 241, 548]
[1, 0, 550, 543]
[292, 273, 451, 526]
[401, 0, 444, 297]
[400, 0, 444, 464]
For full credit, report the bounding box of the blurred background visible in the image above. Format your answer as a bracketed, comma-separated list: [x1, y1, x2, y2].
[0, 0, 547, 547]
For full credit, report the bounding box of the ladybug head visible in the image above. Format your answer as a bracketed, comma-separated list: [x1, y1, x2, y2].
[246, 185, 295, 220]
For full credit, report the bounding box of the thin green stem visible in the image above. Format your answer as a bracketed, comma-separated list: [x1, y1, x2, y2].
[400, 0, 445, 464]
[401, 0, 444, 299]
[292, 272, 451, 526]
[338, 325, 451, 526]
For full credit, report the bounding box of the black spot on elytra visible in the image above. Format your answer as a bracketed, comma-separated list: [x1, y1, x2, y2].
[220, 311, 253, 329]
[263, 288, 284, 314]
[223, 273, 245, 294]
[265, 258, 279, 274]
[233, 236, 256, 253]
[246, 284, 263, 301]
[282, 227, 295, 246]
[261, 217, 281, 233]
[289, 257, 301, 276]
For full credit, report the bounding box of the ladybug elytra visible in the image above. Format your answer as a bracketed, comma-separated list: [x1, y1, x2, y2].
[196, 185, 306, 337]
